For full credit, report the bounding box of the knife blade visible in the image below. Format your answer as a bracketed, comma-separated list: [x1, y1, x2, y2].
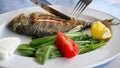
[31, 0, 71, 20]
[38, 0, 52, 5]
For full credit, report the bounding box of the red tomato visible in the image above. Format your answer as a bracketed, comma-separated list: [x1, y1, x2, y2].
[56, 31, 80, 58]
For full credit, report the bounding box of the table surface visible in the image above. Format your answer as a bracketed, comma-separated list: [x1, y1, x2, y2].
[0, 0, 120, 68]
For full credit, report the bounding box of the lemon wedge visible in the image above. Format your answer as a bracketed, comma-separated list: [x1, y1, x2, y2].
[91, 21, 112, 39]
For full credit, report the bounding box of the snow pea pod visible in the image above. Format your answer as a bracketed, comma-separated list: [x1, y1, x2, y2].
[17, 44, 36, 56]
[29, 36, 56, 47]
[35, 45, 52, 64]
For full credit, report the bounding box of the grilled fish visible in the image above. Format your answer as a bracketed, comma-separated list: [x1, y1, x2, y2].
[7, 12, 116, 38]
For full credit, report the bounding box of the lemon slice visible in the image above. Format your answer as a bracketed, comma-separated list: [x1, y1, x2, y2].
[91, 21, 112, 39]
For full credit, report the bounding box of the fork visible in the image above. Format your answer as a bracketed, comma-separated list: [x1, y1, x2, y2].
[71, 0, 93, 18]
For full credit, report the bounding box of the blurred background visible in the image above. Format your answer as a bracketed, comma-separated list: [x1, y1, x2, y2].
[0, 0, 120, 68]
[0, 0, 120, 19]
[0, 0, 120, 20]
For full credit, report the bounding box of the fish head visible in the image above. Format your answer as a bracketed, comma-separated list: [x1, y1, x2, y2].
[7, 13, 32, 36]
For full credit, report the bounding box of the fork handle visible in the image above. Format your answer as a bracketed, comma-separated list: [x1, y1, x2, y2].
[81, 0, 93, 5]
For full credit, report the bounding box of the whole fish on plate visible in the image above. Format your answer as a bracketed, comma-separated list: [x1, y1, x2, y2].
[7, 12, 117, 38]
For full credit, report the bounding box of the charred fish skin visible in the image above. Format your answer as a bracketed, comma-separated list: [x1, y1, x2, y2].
[7, 13, 33, 36]
[7, 12, 116, 38]
[29, 12, 86, 38]
[7, 12, 86, 38]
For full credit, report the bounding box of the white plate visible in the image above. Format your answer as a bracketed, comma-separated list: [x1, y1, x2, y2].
[0, 6, 120, 68]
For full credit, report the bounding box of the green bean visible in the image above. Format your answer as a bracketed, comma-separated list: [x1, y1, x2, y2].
[65, 32, 83, 37]
[75, 41, 91, 44]
[18, 50, 35, 57]
[17, 44, 35, 51]
[29, 36, 56, 47]
[49, 45, 63, 59]
[17, 44, 36, 57]
[79, 41, 106, 54]
[35, 40, 56, 48]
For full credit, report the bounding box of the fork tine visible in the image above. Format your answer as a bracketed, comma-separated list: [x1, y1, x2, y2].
[73, 3, 85, 17]
[71, 1, 81, 15]
[71, 0, 93, 18]
[75, 4, 87, 17]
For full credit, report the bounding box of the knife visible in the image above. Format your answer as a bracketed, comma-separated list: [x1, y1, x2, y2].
[31, 0, 71, 20]
[38, 0, 52, 5]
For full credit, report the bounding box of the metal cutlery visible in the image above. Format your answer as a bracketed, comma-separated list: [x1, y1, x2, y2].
[31, 0, 71, 20]
[71, 0, 93, 18]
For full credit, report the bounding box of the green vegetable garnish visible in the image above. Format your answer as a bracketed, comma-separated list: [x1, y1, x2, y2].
[29, 36, 56, 47]
[17, 44, 36, 57]
[17, 32, 107, 64]
[35, 45, 52, 64]
[49, 45, 63, 59]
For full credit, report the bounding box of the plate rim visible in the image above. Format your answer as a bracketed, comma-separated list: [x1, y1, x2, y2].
[0, 5, 120, 68]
